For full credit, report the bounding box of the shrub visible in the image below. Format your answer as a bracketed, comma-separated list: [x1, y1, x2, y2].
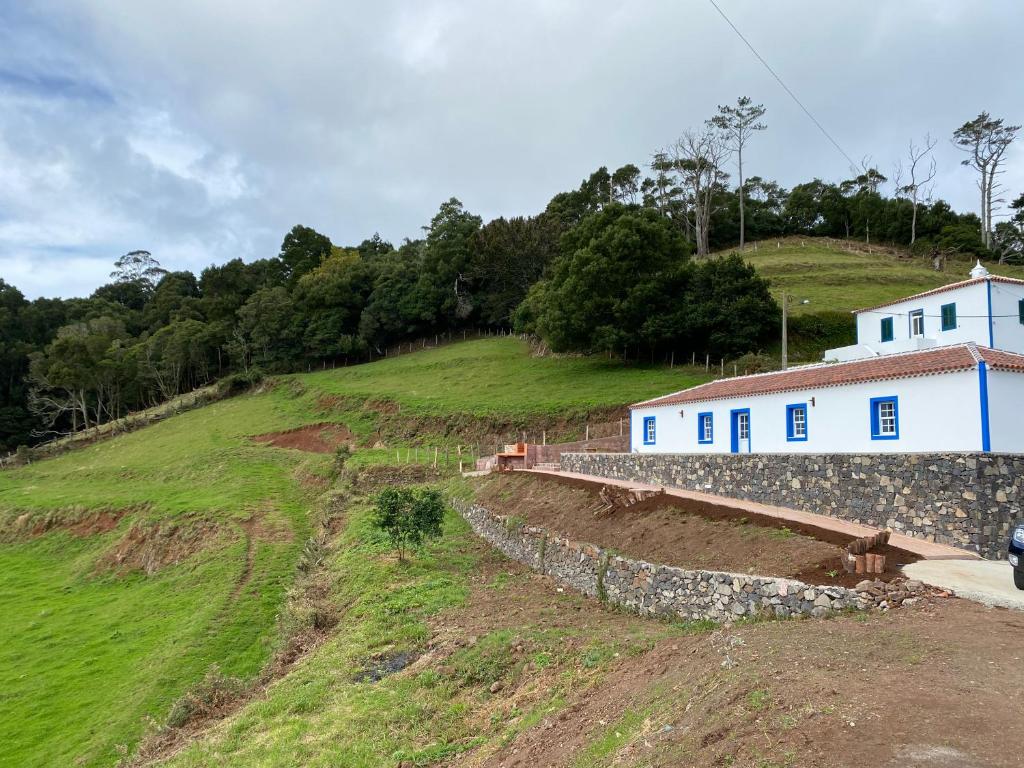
[165, 665, 245, 729]
[371, 487, 445, 561]
[217, 368, 264, 397]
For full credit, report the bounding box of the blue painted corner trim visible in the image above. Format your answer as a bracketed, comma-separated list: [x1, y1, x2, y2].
[986, 279, 995, 348]
[978, 361, 991, 452]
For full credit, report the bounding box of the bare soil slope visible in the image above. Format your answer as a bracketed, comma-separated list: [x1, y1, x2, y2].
[470, 473, 918, 586]
[251, 422, 353, 453]
[444, 543, 1024, 768]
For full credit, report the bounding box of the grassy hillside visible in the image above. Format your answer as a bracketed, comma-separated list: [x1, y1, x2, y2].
[0, 338, 704, 767]
[297, 337, 705, 419]
[728, 239, 1024, 316]
[0, 392, 328, 767]
[2, 336, 1021, 767]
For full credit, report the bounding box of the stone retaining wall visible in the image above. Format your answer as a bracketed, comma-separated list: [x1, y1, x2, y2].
[531, 435, 629, 465]
[560, 452, 1023, 559]
[450, 498, 868, 622]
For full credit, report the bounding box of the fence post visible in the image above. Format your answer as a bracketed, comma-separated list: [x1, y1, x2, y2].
[585, 424, 590, 441]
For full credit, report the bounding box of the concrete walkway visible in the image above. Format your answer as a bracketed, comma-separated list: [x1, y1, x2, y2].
[524, 468, 979, 562]
[903, 560, 1024, 611]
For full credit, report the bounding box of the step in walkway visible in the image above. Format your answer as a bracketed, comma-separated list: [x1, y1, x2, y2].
[524, 468, 979, 562]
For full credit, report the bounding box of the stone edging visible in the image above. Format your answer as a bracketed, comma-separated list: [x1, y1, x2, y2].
[450, 497, 878, 622]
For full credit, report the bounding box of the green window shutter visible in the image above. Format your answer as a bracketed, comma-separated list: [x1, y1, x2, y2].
[880, 317, 893, 342]
[941, 303, 956, 331]
[1019, 299, 1024, 325]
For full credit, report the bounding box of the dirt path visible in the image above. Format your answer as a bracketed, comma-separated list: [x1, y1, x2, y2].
[440, 537, 1024, 768]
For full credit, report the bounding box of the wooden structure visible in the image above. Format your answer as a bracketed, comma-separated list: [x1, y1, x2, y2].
[495, 443, 528, 472]
[591, 484, 665, 518]
[843, 528, 891, 574]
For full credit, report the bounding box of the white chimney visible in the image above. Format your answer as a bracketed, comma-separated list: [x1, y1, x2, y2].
[970, 260, 990, 279]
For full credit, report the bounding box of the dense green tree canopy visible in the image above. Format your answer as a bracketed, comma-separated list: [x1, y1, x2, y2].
[279, 225, 333, 285]
[519, 205, 694, 355]
[0, 114, 1014, 450]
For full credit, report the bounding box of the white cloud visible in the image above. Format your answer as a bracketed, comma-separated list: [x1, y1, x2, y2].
[0, 0, 1022, 299]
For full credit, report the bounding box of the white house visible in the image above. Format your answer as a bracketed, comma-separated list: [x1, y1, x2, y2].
[630, 263, 1024, 455]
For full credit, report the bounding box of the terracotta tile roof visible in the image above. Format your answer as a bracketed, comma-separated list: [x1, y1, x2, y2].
[979, 347, 1024, 372]
[631, 344, 1024, 408]
[854, 275, 1024, 314]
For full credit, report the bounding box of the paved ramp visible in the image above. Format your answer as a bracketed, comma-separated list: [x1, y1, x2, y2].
[903, 560, 1024, 611]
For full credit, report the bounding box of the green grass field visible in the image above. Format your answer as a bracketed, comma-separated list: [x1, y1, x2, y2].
[0, 391, 328, 767]
[0, 337, 705, 767]
[297, 337, 706, 419]
[723, 240, 1024, 317]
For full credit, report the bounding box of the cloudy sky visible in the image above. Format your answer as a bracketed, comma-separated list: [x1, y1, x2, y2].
[1, 1, 1022, 299]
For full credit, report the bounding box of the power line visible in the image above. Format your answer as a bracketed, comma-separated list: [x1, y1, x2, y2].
[858, 310, 1022, 318]
[706, 0, 858, 170]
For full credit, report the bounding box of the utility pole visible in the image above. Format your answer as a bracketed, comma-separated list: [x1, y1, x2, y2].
[781, 293, 810, 370]
[781, 290, 788, 371]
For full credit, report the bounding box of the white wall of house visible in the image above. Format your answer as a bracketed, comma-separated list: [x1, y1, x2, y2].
[990, 281, 1024, 353]
[827, 278, 1024, 362]
[984, 367, 1024, 453]
[851, 282, 991, 353]
[630, 370, 986, 455]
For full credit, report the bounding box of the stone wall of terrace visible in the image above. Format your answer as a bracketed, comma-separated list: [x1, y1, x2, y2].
[449, 498, 874, 622]
[560, 452, 1023, 559]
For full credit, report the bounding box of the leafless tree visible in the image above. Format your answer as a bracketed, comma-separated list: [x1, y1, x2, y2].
[953, 112, 1020, 248]
[667, 128, 731, 256]
[708, 97, 766, 250]
[893, 135, 937, 246]
[644, 152, 692, 240]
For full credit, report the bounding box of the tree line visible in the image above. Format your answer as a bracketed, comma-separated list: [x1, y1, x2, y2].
[1, 100, 1020, 452]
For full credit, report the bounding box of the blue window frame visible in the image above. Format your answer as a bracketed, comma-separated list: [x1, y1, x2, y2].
[909, 309, 925, 337]
[642, 416, 656, 445]
[869, 396, 899, 440]
[941, 302, 957, 331]
[786, 403, 808, 442]
[697, 412, 713, 444]
[729, 408, 751, 453]
[1018, 298, 1024, 325]
[880, 316, 894, 342]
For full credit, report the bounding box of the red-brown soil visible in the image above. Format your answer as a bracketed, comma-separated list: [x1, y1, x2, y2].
[96, 519, 226, 575]
[2, 507, 135, 541]
[431, 540, 1024, 768]
[469, 473, 919, 587]
[95, 512, 292, 577]
[251, 423, 353, 453]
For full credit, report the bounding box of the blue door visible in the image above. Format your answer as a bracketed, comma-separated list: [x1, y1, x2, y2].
[730, 409, 751, 453]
